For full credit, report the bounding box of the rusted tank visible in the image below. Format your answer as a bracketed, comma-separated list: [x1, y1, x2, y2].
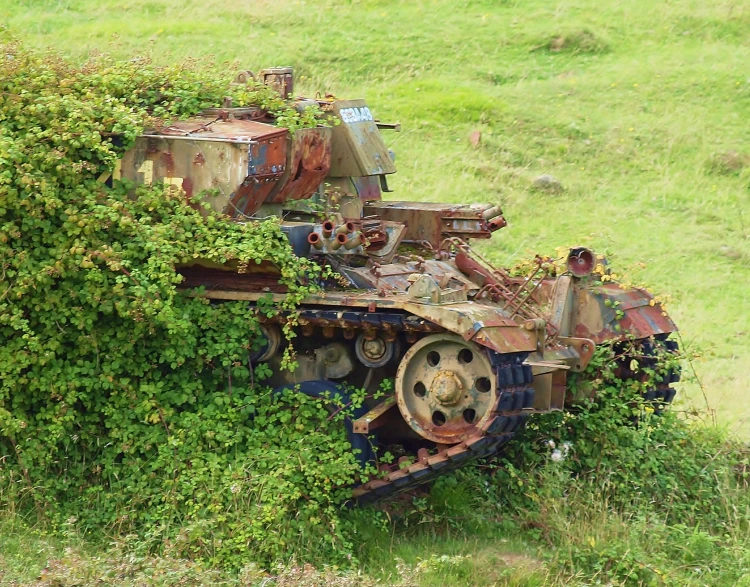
[117, 68, 679, 503]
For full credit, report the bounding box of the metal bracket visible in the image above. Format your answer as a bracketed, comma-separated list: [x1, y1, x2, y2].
[376, 122, 401, 132]
[559, 336, 596, 372]
[352, 396, 397, 434]
[407, 275, 467, 305]
[549, 275, 573, 335]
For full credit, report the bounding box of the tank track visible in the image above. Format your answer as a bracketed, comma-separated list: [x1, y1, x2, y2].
[281, 309, 679, 503]
[643, 337, 680, 411]
[617, 336, 681, 412]
[286, 307, 538, 504]
[352, 352, 535, 505]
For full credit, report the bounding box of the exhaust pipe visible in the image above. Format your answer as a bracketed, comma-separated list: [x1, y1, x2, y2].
[335, 221, 355, 236]
[481, 205, 502, 220]
[330, 233, 348, 251]
[344, 231, 363, 250]
[487, 213, 507, 230]
[307, 231, 324, 250]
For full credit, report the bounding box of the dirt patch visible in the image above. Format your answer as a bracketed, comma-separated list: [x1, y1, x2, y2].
[533, 29, 609, 55]
[707, 150, 750, 175]
[497, 552, 545, 571]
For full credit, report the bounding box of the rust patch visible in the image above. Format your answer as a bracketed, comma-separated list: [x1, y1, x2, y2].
[181, 177, 194, 198]
[178, 266, 286, 293]
[265, 128, 332, 204]
[230, 129, 289, 217]
[572, 285, 676, 343]
[159, 151, 174, 177]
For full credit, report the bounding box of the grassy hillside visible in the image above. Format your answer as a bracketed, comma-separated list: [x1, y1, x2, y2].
[1, 2, 749, 586]
[6, 0, 746, 431]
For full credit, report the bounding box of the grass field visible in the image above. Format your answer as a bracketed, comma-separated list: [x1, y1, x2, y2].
[1, 0, 749, 584]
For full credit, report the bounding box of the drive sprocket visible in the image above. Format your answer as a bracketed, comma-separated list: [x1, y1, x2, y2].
[395, 334, 499, 444]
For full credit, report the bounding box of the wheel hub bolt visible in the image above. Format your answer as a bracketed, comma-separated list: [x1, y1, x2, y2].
[433, 370, 463, 406]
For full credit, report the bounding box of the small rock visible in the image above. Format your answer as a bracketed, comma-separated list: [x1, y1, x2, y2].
[469, 130, 482, 148]
[533, 174, 564, 193]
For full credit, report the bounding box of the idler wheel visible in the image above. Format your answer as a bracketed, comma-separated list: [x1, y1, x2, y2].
[395, 334, 497, 444]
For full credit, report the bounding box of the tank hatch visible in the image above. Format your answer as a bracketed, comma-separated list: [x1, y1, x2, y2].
[328, 99, 397, 178]
[120, 117, 331, 218]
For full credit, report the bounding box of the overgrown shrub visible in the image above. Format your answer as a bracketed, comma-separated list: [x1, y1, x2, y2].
[0, 39, 364, 568]
[491, 344, 743, 528]
[410, 344, 750, 585]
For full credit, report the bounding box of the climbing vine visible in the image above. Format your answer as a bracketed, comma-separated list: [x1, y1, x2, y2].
[0, 39, 363, 567]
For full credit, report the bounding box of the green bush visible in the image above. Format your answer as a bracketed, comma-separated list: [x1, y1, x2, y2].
[472, 349, 747, 585]
[491, 344, 743, 529]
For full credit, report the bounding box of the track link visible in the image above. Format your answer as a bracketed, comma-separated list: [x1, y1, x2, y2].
[645, 337, 680, 411]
